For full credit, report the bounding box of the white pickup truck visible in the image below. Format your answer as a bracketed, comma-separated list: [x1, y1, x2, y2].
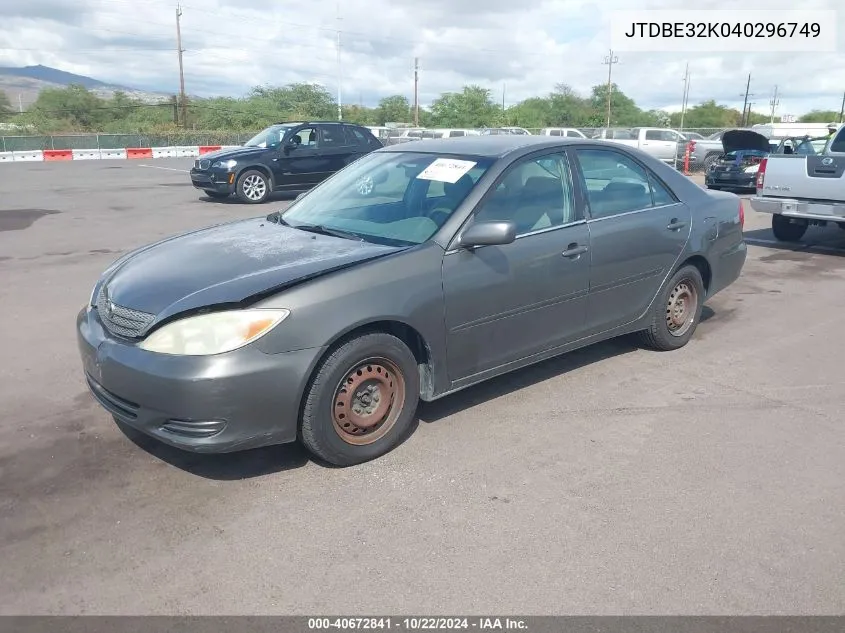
[749, 125, 845, 242]
[590, 127, 685, 164]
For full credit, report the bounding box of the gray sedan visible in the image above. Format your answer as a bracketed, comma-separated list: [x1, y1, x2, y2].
[77, 136, 747, 467]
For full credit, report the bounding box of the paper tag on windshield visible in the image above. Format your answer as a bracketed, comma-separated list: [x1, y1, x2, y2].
[416, 158, 477, 183]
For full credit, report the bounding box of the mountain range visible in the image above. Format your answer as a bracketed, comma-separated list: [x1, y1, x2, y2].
[0, 65, 169, 110]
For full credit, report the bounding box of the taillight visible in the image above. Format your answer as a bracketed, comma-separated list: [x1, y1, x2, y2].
[756, 157, 767, 189]
[739, 200, 745, 229]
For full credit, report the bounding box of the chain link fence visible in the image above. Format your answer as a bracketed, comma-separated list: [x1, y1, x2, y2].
[1, 128, 726, 152]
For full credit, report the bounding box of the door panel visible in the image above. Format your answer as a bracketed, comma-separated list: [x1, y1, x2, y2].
[442, 151, 591, 381]
[573, 147, 691, 335]
[443, 224, 591, 380]
[273, 127, 333, 190]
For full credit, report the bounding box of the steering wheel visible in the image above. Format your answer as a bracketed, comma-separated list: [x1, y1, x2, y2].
[426, 206, 453, 227]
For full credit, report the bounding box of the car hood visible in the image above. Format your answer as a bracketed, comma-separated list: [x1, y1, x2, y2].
[102, 218, 405, 324]
[722, 130, 770, 154]
[198, 146, 265, 162]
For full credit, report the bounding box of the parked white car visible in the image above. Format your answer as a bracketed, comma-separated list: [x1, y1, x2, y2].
[420, 129, 481, 139]
[592, 127, 686, 163]
[539, 128, 587, 138]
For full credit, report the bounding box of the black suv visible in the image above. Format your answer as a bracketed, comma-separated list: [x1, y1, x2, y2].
[190, 121, 383, 203]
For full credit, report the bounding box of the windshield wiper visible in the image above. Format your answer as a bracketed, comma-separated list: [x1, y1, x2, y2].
[293, 223, 365, 241]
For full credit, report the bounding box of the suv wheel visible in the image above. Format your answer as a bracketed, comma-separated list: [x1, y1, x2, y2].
[771, 214, 808, 242]
[236, 170, 270, 204]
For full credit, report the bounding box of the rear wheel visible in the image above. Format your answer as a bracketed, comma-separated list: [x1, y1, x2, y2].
[771, 214, 808, 242]
[204, 190, 229, 199]
[703, 153, 719, 171]
[638, 265, 704, 351]
[236, 169, 271, 204]
[300, 332, 420, 467]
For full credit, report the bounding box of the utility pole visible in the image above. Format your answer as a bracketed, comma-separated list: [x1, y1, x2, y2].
[18, 94, 23, 113]
[740, 73, 752, 127]
[413, 57, 419, 126]
[679, 62, 690, 131]
[839, 91, 845, 124]
[675, 63, 690, 171]
[336, 4, 342, 121]
[769, 85, 779, 124]
[502, 84, 506, 117]
[175, 4, 187, 127]
[602, 50, 619, 127]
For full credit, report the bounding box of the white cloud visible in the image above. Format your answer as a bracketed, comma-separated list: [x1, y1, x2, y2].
[1, 0, 843, 117]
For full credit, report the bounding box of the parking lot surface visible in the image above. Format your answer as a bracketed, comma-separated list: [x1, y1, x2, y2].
[1, 159, 844, 615]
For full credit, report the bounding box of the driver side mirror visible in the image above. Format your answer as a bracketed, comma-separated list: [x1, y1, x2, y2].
[458, 221, 517, 249]
[284, 138, 299, 152]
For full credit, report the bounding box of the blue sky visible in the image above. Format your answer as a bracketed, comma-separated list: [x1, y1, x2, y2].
[1, 0, 843, 118]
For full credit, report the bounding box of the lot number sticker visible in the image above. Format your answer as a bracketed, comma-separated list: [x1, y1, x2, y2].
[416, 158, 477, 183]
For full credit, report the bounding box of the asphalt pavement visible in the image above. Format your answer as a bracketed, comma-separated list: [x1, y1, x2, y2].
[1, 159, 844, 615]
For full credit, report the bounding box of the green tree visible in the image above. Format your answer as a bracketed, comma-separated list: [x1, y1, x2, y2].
[0, 90, 13, 121]
[589, 83, 645, 126]
[669, 100, 741, 128]
[799, 109, 841, 123]
[430, 85, 501, 127]
[374, 95, 410, 125]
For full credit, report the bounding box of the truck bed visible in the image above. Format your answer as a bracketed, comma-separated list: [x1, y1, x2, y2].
[757, 154, 845, 202]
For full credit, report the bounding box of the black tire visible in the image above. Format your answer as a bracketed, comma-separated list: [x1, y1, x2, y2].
[300, 332, 420, 467]
[204, 190, 229, 199]
[771, 214, 808, 242]
[837, 222, 845, 231]
[706, 185, 720, 190]
[703, 153, 719, 171]
[235, 169, 271, 204]
[638, 265, 705, 351]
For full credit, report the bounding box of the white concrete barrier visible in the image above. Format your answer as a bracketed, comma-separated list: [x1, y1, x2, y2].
[99, 149, 127, 160]
[175, 145, 200, 157]
[72, 149, 102, 160]
[152, 146, 178, 158]
[12, 150, 44, 162]
[0, 151, 14, 162]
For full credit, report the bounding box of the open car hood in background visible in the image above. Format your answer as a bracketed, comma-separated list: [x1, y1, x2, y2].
[722, 129, 771, 154]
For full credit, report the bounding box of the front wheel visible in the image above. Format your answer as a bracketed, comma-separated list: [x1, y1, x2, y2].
[236, 169, 271, 204]
[771, 214, 808, 242]
[300, 332, 420, 467]
[638, 265, 705, 351]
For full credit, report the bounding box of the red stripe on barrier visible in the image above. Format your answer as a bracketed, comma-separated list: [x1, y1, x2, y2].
[43, 149, 73, 161]
[199, 145, 222, 154]
[126, 147, 153, 159]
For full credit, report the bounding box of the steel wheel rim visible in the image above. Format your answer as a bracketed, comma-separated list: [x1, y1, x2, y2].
[243, 174, 267, 200]
[331, 357, 406, 446]
[356, 175, 374, 195]
[666, 279, 698, 337]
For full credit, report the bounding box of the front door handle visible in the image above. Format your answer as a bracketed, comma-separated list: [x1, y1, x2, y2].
[562, 243, 588, 258]
[667, 219, 687, 230]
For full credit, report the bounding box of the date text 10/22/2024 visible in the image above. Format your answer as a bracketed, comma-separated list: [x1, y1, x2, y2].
[307, 617, 528, 630]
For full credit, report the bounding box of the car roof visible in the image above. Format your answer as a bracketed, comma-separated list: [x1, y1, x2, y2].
[380, 135, 587, 158]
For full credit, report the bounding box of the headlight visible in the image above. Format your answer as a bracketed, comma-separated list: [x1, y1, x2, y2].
[139, 308, 290, 356]
[212, 159, 237, 170]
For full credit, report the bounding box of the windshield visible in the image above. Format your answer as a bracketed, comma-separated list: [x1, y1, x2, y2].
[244, 124, 294, 148]
[280, 151, 495, 246]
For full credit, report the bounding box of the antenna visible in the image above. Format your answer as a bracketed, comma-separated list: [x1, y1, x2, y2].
[602, 50, 619, 126]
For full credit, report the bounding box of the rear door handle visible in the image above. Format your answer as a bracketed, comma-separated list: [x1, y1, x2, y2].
[562, 244, 588, 258]
[667, 219, 687, 230]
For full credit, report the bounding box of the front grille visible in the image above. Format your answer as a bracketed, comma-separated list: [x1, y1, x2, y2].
[195, 159, 211, 170]
[95, 287, 156, 339]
